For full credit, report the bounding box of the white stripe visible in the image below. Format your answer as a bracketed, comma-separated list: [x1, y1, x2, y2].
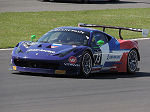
[130, 38, 150, 41]
[101, 43, 109, 65]
[0, 48, 13, 51]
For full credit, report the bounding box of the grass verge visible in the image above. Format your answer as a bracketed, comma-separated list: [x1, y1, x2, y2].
[0, 8, 150, 48]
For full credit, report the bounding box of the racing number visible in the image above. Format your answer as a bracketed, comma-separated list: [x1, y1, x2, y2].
[93, 51, 102, 65]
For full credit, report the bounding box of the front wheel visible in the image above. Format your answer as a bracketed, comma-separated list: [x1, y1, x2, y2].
[127, 49, 138, 73]
[80, 51, 92, 77]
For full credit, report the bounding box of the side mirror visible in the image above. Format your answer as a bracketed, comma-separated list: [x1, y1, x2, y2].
[31, 35, 36, 42]
[97, 40, 104, 47]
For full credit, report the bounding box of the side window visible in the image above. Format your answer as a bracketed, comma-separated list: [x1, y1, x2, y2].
[91, 32, 108, 47]
[105, 34, 112, 41]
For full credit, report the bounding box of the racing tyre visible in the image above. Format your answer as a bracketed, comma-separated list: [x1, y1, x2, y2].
[127, 49, 138, 73]
[81, 51, 92, 78]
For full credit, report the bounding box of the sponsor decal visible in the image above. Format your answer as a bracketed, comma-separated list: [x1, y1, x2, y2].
[106, 50, 129, 62]
[68, 56, 77, 64]
[64, 63, 80, 67]
[27, 49, 55, 54]
[107, 54, 121, 60]
[52, 29, 85, 34]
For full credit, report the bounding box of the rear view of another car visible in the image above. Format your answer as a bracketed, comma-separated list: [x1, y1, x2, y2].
[41, 0, 120, 3]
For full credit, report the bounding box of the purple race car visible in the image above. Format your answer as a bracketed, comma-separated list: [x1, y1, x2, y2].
[10, 23, 142, 77]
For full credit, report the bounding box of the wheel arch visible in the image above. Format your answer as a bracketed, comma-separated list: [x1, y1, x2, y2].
[118, 40, 140, 61]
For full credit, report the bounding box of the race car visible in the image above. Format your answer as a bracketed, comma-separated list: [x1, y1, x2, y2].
[10, 23, 142, 77]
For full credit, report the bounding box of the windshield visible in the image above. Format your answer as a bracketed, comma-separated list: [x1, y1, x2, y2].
[38, 30, 90, 46]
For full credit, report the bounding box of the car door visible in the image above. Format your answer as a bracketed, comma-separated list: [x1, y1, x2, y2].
[90, 31, 110, 66]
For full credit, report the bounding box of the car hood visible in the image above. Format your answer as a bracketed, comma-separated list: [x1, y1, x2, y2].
[13, 41, 85, 60]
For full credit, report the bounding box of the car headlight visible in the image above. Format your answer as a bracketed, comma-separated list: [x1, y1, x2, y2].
[23, 42, 30, 48]
[15, 47, 23, 54]
[15, 42, 24, 54]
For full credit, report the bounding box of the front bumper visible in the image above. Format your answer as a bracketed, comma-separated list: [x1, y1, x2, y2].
[10, 66, 55, 74]
[10, 62, 80, 75]
[10, 50, 82, 75]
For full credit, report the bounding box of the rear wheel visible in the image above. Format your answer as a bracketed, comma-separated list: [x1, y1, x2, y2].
[127, 49, 138, 73]
[81, 51, 92, 77]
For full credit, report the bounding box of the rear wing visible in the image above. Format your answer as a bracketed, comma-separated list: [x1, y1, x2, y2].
[78, 23, 149, 40]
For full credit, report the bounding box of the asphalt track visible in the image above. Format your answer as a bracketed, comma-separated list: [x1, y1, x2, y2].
[0, 0, 150, 12]
[0, 39, 150, 112]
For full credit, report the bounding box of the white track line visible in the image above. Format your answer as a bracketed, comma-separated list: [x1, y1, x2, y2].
[0, 48, 13, 51]
[130, 38, 150, 41]
[0, 38, 149, 51]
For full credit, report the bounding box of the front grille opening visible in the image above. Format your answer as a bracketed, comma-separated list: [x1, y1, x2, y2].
[14, 59, 59, 69]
